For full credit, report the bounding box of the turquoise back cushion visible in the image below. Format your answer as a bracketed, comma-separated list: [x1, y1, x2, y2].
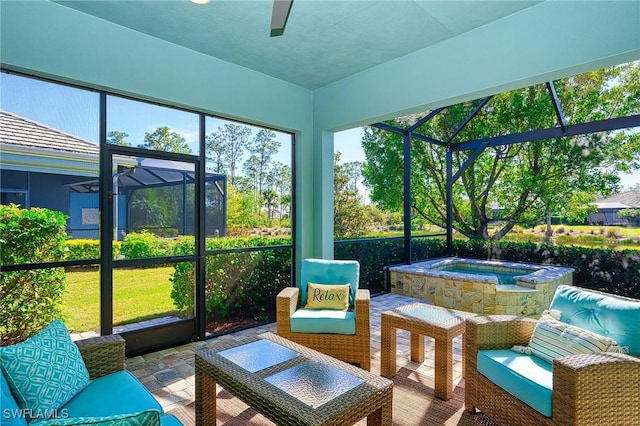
[549, 285, 640, 356]
[0, 320, 90, 421]
[298, 259, 359, 308]
[1, 369, 27, 426]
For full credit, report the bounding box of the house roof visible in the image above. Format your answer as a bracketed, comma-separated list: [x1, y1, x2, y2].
[0, 109, 99, 155]
[596, 189, 640, 209]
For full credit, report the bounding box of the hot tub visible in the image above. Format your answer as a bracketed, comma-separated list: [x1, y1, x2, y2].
[388, 257, 574, 317]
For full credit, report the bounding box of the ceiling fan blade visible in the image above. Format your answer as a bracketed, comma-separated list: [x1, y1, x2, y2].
[270, 0, 293, 37]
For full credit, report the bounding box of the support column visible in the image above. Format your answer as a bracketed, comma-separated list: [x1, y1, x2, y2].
[312, 130, 335, 259]
[403, 132, 412, 264]
[446, 147, 453, 256]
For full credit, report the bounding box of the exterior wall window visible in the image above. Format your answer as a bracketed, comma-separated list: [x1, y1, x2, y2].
[0, 71, 295, 345]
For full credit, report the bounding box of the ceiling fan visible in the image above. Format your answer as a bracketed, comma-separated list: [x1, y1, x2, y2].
[270, 0, 294, 37]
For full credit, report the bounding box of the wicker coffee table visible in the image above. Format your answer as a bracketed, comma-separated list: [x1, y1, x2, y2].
[195, 332, 393, 425]
[381, 303, 475, 400]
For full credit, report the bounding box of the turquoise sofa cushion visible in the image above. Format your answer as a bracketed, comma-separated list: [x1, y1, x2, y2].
[549, 285, 640, 355]
[61, 371, 162, 418]
[298, 259, 359, 309]
[158, 414, 183, 426]
[30, 409, 161, 425]
[0, 320, 90, 421]
[290, 309, 356, 334]
[477, 349, 553, 417]
[1, 368, 28, 426]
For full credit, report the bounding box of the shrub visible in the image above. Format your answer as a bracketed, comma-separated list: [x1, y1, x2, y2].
[556, 226, 565, 234]
[65, 239, 122, 260]
[171, 236, 292, 321]
[0, 204, 68, 345]
[606, 229, 620, 239]
[121, 231, 178, 259]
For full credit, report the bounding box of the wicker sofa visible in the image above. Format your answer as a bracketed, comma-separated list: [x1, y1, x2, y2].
[1, 331, 182, 426]
[465, 285, 640, 426]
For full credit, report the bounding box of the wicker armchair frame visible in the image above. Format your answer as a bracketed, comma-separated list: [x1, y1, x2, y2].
[465, 315, 640, 426]
[75, 334, 126, 380]
[276, 286, 371, 371]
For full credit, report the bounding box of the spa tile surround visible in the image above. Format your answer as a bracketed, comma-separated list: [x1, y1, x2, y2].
[389, 258, 574, 317]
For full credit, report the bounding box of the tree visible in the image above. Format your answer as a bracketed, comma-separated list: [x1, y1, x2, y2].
[269, 162, 291, 219]
[362, 62, 640, 240]
[334, 152, 369, 238]
[226, 185, 262, 229]
[208, 123, 252, 186]
[617, 208, 640, 226]
[246, 129, 280, 195]
[344, 161, 362, 195]
[205, 131, 229, 174]
[139, 126, 191, 154]
[107, 130, 130, 146]
[262, 189, 278, 220]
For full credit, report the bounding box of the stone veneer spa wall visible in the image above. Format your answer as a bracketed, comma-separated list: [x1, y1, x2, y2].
[388, 258, 574, 317]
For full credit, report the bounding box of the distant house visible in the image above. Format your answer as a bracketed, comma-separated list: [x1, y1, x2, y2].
[0, 110, 226, 238]
[588, 189, 640, 225]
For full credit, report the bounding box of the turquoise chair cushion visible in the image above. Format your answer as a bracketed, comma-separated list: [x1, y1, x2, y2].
[477, 349, 553, 417]
[549, 285, 640, 355]
[298, 259, 359, 309]
[290, 309, 356, 334]
[0, 320, 90, 420]
[61, 371, 162, 418]
[1, 368, 27, 426]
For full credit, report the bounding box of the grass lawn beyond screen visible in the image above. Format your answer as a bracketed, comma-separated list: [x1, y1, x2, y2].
[62, 266, 178, 333]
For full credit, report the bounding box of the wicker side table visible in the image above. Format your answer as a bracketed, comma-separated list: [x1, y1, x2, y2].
[381, 303, 475, 400]
[196, 332, 393, 425]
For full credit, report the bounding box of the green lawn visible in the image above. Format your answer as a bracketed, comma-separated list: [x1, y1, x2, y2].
[62, 266, 178, 333]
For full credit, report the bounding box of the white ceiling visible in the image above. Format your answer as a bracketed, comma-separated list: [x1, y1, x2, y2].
[55, 0, 541, 90]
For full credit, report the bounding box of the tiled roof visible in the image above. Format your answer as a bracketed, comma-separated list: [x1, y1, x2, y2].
[0, 110, 99, 155]
[596, 189, 640, 208]
[594, 201, 633, 209]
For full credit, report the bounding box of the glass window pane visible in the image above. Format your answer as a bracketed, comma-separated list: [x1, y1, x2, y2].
[63, 267, 101, 337]
[204, 116, 293, 247]
[107, 95, 199, 156]
[113, 154, 196, 258]
[113, 262, 194, 333]
[0, 72, 100, 262]
[204, 249, 291, 335]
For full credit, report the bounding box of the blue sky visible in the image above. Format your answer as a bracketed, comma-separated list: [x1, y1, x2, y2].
[2, 72, 638, 190]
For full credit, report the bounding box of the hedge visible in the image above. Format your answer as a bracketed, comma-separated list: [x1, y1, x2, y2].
[0, 204, 68, 345]
[65, 239, 122, 260]
[171, 236, 292, 321]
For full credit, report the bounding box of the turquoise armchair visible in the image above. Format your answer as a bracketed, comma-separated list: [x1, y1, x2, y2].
[276, 258, 371, 370]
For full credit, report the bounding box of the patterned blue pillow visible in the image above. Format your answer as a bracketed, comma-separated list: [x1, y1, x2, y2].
[29, 409, 161, 426]
[0, 320, 90, 420]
